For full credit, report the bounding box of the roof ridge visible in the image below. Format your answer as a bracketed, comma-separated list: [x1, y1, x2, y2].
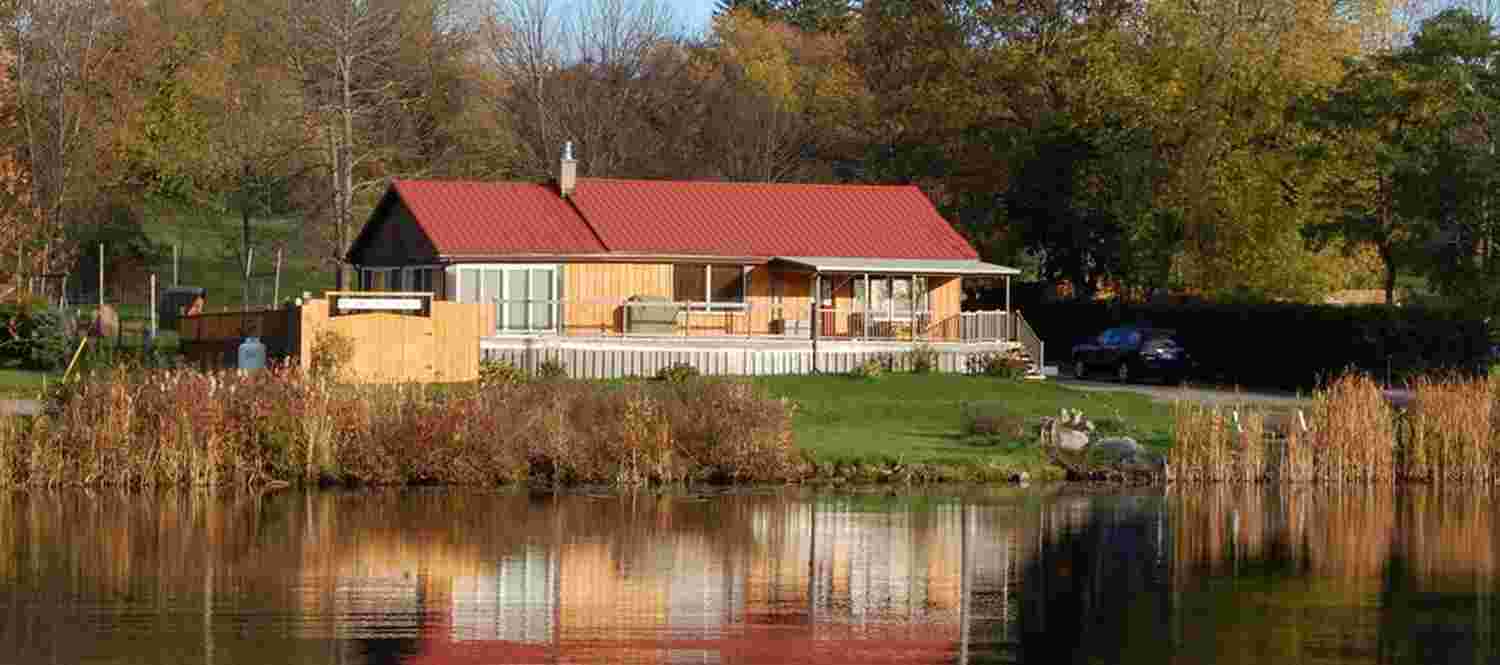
[577, 177, 919, 190]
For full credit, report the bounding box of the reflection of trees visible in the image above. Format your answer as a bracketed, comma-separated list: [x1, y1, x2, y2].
[1163, 486, 1499, 665]
[1011, 493, 1173, 665]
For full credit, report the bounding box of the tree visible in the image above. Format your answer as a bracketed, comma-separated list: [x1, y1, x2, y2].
[0, 0, 122, 293]
[1300, 9, 1500, 305]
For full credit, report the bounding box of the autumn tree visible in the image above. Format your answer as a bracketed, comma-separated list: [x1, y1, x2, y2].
[0, 0, 122, 295]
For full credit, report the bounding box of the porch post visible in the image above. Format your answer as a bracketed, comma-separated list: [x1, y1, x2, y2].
[811, 272, 821, 373]
[910, 273, 917, 343]
[1005, 275, 1013, 342]
[863, 273, 871, 339]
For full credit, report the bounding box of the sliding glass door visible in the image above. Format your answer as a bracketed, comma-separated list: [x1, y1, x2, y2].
[450, 264, 559, 334]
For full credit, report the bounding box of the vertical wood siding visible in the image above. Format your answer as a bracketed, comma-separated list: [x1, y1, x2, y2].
[563, 263, 671, 334]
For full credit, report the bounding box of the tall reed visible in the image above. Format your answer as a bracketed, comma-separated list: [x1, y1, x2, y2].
[1404, 374, 1494, 483]
[0, 367, 803, 488]
[1307, 372, 1395, 482]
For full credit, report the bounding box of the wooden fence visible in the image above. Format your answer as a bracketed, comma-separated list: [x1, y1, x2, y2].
[179, 294, 492, 383]
[481, 338, 1020, 380]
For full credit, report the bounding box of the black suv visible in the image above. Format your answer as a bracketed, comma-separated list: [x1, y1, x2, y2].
[1071, 326, 1192, 384]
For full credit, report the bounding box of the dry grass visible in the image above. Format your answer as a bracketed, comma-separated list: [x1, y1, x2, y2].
[1173, 370, 1496, 483]
[0, 367, 803, 488]
[1405, 374, 1494, 483]
[1307, 372, 1395, 482]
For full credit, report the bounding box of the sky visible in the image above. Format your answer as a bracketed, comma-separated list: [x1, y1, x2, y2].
[664, 0, 716, 36]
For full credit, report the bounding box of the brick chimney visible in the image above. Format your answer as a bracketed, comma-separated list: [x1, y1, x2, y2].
[559, 141, 577, 198]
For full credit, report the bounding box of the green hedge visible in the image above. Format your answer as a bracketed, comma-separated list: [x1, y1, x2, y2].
[0, 303, 74, 371]
[1021, 302, 1490, 390]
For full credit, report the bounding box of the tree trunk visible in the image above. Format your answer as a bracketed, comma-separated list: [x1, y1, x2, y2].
[1380, 243, 1397, 306]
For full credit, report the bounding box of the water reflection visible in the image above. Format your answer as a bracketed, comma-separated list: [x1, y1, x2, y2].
[0, 487, 1496, 664]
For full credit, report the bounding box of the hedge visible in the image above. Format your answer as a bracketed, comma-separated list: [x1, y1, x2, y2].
[1019, 302, 1491, 390]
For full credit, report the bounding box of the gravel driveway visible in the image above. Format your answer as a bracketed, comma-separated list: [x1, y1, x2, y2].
[1054, 376, 1312, 407]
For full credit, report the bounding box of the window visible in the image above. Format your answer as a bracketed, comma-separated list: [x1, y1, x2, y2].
[402, 267, 435, 293]
[854, 275, 930, 320]
[449, 264, 559, 333]
[673, 264, 745, 310]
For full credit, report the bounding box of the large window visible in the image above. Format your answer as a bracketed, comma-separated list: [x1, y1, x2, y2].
[854, 275, 929, 319]
[673, 264, 745, 310]
[451, 264, 558, 333]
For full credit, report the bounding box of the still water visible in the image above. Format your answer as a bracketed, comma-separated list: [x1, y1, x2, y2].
[0, 486, 1495, 664]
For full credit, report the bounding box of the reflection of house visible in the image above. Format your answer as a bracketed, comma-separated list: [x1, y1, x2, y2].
[311, 499, 1037, 665]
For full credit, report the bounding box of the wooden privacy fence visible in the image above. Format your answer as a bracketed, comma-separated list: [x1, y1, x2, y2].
[179, 293, 493, 383]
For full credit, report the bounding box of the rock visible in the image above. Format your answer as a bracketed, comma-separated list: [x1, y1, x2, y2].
[1055, 427, 1090, 451]
[1092, 441, 1146, 465]
[91, 304, 119, 338]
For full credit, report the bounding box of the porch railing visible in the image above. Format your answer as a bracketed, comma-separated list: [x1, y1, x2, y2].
[480, 296, 1020, 343]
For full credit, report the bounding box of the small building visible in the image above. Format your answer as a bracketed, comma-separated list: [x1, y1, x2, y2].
[345, 145, 1038, 377]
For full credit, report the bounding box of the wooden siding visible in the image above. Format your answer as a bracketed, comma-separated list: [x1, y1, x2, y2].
[349, 199, 440, 267]
[926, 276, 961, 341]
[563, 263, 671, 334]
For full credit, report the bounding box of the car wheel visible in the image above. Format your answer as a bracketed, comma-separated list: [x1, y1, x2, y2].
[1073, 359, 1087, 379]
[1115, 362, 1130, 384]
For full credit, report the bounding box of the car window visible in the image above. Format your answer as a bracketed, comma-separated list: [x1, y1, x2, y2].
[1125, 330, 1141, 346]
[1099, 328, 1123, 345]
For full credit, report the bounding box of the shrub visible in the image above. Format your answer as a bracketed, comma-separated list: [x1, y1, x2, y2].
[309, 328, 355, 378]
[479, 359, 526, 387]
[907, 343, 939, 374]
[535, 358, 568, 380]
[967, 349, 1029, 378]
[0, 304, 74, 370]
[959, 401, 1027, 439]
[655, 362, 699, 383]
[848, 356, 887, 380]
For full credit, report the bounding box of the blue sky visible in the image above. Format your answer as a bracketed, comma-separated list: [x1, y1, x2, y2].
[665, 0, 716, 36]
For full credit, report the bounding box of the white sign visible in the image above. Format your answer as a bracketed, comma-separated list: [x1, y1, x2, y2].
[338, 297, 423, 312]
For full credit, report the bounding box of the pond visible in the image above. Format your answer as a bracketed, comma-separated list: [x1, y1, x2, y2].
[0, 486, 1494, 664]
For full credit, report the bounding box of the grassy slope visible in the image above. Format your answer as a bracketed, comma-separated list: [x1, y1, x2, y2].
[754, 374, 1175, 474]
[141, 208, 332, 311]
[0, 368, 53, 399]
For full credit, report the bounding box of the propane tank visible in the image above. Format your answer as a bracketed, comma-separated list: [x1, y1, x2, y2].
[238, 336, 267, 373]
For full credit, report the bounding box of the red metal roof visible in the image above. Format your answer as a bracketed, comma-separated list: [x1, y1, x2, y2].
[390, 179, 606, 255]
[371, 177, 978, 260]
[570, 179, 978, 260]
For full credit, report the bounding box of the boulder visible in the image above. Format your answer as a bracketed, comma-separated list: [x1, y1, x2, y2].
[1086, 437, 1142, 465]
[1055, 427, 1090, 451]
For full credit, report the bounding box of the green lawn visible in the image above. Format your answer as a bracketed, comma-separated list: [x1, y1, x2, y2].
[0, 368, 53, 399]
[754, 374, 1176, 475]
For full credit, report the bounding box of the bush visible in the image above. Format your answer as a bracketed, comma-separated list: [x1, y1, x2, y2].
[479, 359, 526, 386]
[959, 401, 1028, 439]
[0, 304, 74, 370]
[907, 343, 939, 374]
[1020, 301, 1490, 390]
[535, 359, 568, 380]
[967, 349, 1029, 378]
[655, 362, 699, 383]
[309, 328, 355, 378]
[848, 355, 891, 380]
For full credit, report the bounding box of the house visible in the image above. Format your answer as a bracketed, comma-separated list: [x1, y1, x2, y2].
[345, 145, 1035, 376]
